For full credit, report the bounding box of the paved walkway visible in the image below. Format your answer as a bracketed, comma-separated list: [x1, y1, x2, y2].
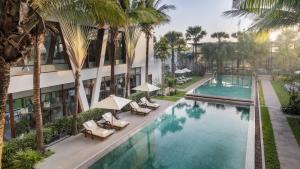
[260, 79, 300, 169]
[37, 100, 173, 169]
[177, 75, 211, 92]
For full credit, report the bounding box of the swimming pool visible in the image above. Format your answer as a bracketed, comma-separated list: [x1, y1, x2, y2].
[89, 99, 252, 169]
[192, 75, 252, 100]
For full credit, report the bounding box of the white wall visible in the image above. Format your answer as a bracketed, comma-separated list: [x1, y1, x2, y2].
[8, 32, 162, 110]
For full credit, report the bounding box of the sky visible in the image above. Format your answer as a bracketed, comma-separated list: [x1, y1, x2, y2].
[155, 0, 253, 42]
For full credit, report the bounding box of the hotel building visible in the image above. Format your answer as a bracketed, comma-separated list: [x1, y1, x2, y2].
[4, 24, 162, 140]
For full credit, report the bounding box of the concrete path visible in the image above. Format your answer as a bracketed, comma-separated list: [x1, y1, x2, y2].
[177, 75, 211, 92]
[37, 100, 174, 169]
[261, 79, 300, 169]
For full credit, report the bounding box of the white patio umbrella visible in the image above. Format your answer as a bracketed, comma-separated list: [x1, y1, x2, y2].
[92, 95, 132, 110]
[175, 69, 185, 74]
[132, 83, 160, 92]
[294, 70, 300, 74]
[182, 68, 191, 73]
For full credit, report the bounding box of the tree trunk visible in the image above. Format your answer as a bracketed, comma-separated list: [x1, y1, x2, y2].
[8, 94, 15, 138]
[161, 60, 165, 94]
[72, 70, 80, 135]
[33, 33, 44, 153]
[110, 29, 117, 95]
[145, 35, 150, 83]
[125, 63, 131, 98]
[171, 47, 175, 76]
[0, 57, 10, 168]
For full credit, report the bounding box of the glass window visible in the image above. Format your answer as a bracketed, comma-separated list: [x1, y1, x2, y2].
[83, 79, 95, 105]
[130, 67, 141, 93]
[104, 31, 126, 65]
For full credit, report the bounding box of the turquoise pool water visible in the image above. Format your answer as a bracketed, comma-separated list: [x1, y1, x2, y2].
[193, 75, 252, 100]
[90, 99, 250, 169]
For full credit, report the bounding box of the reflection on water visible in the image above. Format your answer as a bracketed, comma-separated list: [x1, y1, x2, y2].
[236, 106, 250, 121]
[90, 99, 250, 169]
[185, 101, 205, 119]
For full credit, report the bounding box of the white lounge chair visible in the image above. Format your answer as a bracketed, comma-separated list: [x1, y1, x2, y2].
[140, 97, 160, 109]
[83, 120, 114, 139]
[102, 112, 129, 129]
[129, 102, 151, 115]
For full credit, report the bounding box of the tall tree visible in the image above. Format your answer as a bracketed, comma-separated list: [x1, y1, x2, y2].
[140, 0, 175, 82]
[211, 32, 229, 72]
[185, 26, 207, 69]
[124, 24, 141, 98]
[37, 0, 126, 134]
[176, 38, 188, 67]
[0, 1, 38, 166]
[224, 0, 300, 31]
[33, 24, 46, 153]
[154, 37, 170, 91]
[164, 31, 183, 76]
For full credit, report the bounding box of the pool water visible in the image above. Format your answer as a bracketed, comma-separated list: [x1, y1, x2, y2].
[193, 75, 252, 100]
[90, 99, 250, 169]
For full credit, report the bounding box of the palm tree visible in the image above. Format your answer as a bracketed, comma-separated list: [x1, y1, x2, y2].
[176, 38, 188, 67]
[124, 24, 141, 98]
[211, 32, 229, 72]
[140, 0, 175, 82]
[0, 1, 41, 165]
[185, 26, 207, 69]
[36, 0, 126, 135]
[33, 25, 46, 153]
[211, 32, 229, 42]
[110, 0, 153, 96]
[224, 0, 300, 31]
[154, 37, 170, 91]
[164, 31, 183, 76]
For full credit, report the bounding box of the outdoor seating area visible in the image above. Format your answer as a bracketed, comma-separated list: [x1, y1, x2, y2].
[175, 68, 193, 84]
[37, 99, 173, 169]
[80, 83, 161, 140]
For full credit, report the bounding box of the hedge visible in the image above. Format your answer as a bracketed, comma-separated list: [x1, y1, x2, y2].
[2, 108, 104, 169]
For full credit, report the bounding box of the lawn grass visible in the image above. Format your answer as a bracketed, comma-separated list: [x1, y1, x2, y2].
[152, 91, 186, 102]
[287, 117, 300, 146]
[176, 76, 203, 89]
[271, 81, 290, 106]
[259, 80, 281, 169]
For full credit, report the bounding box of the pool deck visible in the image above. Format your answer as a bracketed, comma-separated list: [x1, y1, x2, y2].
[36, 99, 174, 169]
[260, 76, 300, 169]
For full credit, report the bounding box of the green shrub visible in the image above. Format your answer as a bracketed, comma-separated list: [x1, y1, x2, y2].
[128, 91, 146, 101]
[282, 91, 300, 115]
[3, 108, 104, 169]
[12, 149, 43, 169]
[166, 76, 176, 87]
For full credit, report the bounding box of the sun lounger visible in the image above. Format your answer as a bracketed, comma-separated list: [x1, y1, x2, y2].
[182, 76, 192, 81]
[102, 112, 129, 129]
[176, 78, 185, 84]
[129, 101, 151, 115]
[83, 120, 114, 139]
[140, 97, 160, 109]
[178, 77, 188, 82]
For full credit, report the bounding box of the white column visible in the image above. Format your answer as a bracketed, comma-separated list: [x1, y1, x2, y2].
[91, 30, 109, 107]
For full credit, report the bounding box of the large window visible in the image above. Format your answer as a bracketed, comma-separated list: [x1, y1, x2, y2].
[99, 74, 125, 101]
[130, 67, 141, 93]
[104, 31, 126, 65]
[4, 84, 75, 140]
[11, 25, 70, 76]
[83, 79, 95, 105]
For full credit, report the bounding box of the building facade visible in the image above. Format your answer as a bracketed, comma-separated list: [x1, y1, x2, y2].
[4, 26, 162, 140]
